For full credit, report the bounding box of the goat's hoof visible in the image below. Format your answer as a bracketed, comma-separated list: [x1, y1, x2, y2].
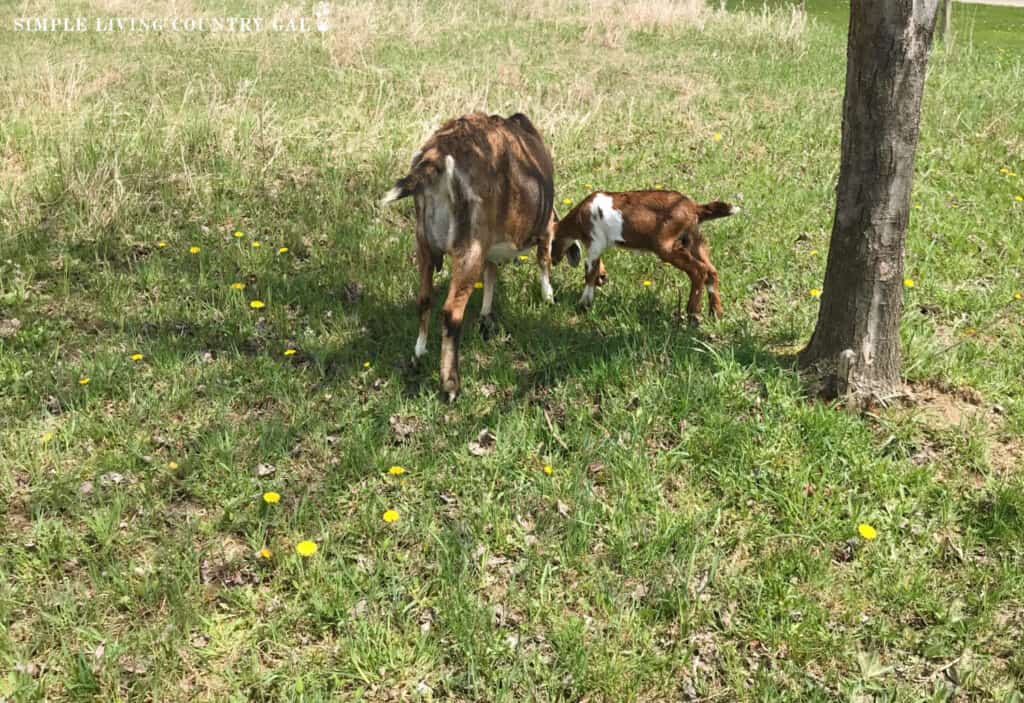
[441, 378, 460, 403]
[479, 314, 498, 341]
[687, 313, 702, 327]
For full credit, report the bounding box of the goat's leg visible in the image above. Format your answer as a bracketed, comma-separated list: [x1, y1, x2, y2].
[699, 245, 724, 318]
[480, 261, 499, 340]
[657, 247, 708, 324]
[440, 251, 484, 402]
[413, 237, 435, 363]
[580, 255, 605, 307]
[537, 238, 555, 303]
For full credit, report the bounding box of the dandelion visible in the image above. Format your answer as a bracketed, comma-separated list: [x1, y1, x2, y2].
[258, 547, 272, 559]
[168, 461, 179, 470]
[1016, 195, 1023, 202]
[913, 204, 922, 210]
[474, 282, 484, 290]
[130, 353, 144, 361]
[382, 509, 399, 523]
[963, 328, 977, 336]
[809, 288, 822, 298]
[1014, 292, 1022, 301]
[712, 132, 723, 141]
[79, 377, 91, 385]
[543, 465, 553, 475]
[903, 278, 915, 288]
[562, 198, 572, 206]
[251, 241, 261, 248]
[809, 249, 819, 256]
[643, 280, 653, 287]
[283, 349, 297, 356]
[230, 282, 245, 290]
[249, 300, 265, 309]
[157, 241, 168, 248]
[295, 540, 318, 557]
[278, 247, 289, 254]
[363, 361, 371, 368]
[263, 491, 281, 504]
[189, 246, 201, 255]
[1000, 167, 1010, 175]
[41, 432, 54, 444]
[233, 230, 244, 238]
[388, 466, 406, 476]
[857, 523, 878, 540]
[655, 184, 664, 189]
[518, 255, 529, 262]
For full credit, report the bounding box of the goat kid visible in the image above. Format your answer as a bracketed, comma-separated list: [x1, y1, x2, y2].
[551, 190, 738, 321]
[381, 112, 558, 400]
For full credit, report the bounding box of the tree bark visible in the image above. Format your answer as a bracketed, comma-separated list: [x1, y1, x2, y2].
[799, 0, 939, 407]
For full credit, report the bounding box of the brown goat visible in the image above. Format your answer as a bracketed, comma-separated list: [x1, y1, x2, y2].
[381, 112, 558, 400]
[551, 190, 738, 321]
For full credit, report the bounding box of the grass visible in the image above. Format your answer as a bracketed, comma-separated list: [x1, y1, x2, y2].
[2, 0, 1024, 700]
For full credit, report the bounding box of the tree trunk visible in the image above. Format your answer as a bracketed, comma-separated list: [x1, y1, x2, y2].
[941, 0, 953, 44]
[799, 0, 939, 407]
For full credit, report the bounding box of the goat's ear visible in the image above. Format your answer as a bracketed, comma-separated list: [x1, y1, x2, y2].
[567, 241, 581, 267]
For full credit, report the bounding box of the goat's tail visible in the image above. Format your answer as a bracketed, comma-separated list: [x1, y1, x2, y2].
[696, 200, 740, 223]
[380, 152, 446, 206]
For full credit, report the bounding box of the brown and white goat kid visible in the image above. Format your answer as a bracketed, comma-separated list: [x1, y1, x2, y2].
[381, 112, 558, 400]
[552, 190, 738, 321]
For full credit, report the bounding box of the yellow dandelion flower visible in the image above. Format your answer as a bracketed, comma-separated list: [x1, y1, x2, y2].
[295, 540, 318, 557]
[382, 509, 399, 523]
[157, 241, 168, 248]
[963, 328, 977, 336]
[712, 132, 723, 141]
[249, 300, 265, 309]
[999, 167, 1010, 175]
[41, 432, 54, 444]
[643, 280, 653, 287]
[1014, 292, 1022, 301]
[258, 547, 272, 559]
[809, 288, 822, 298]
[363, 361, 371, 368]
[233, 230, 244, 238]
[283, 348, 297, 356]
[809, 249, 819, 256]
[1015, 195, 1024, 202]
[130, 353, 144, 361]
[903, 278, 915, 288]
[263, 491, 281, 504]
[655, 184, 664, 190]
[168, 461, 179, 470]
[79, 377, 90, 385]
[518, 255, 529, 262]
[543, 464, 553, 475]
[585, 182, 593, 189]
[857, 523, 878, 540]
[278, 247, 289, 254]
[474, 281, 484, 290]
[388, 466, 406, 475]
[190, 246, 202, 254]
[230, 282, 245, 290]
[251, 241, 261, 248]
[913, 204, 922, 210]
[1010, 172, 1018, 178]
[562, 198, 572, 206]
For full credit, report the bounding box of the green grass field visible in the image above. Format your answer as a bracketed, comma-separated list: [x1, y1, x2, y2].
[2, 1, 1024, 700]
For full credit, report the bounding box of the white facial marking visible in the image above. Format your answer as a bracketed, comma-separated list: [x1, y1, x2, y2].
[580, 284, 595, 306]
[414, 332, 428, 358]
